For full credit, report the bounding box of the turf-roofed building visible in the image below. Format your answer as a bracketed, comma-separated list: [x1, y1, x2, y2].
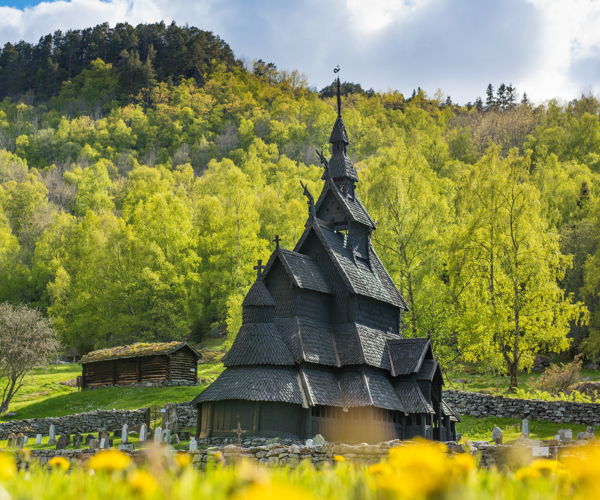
[193, 79, 459, 444]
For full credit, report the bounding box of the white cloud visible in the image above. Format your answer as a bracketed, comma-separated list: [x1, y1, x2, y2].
[521, 0, 600, 100]
[1, 0, 600, 103]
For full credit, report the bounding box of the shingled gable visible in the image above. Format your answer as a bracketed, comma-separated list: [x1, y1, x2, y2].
[194, 72, 457, 443]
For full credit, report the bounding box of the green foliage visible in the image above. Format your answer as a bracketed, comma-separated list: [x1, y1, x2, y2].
[0, 34, 597, 372]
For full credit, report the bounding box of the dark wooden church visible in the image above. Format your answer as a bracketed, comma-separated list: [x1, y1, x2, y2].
[193, 79, 459, 443]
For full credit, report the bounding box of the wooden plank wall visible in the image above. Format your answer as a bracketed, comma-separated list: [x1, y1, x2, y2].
[168, 348, 197, 383]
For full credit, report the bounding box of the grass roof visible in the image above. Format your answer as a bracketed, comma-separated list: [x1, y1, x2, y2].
[80, 342, 199, 363]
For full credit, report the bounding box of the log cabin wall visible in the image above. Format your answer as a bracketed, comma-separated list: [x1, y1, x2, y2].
[168, 347, 198, 384]
[140, 355, 169, 381]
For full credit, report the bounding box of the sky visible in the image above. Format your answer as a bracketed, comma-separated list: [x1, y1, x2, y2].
[1, 0, 600, 104]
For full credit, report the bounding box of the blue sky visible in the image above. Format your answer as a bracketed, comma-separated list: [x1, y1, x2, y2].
[1, 0, 599, 104]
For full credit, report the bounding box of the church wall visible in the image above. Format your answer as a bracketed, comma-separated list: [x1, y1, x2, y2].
[354, 296, 400, 334]
[198, 401, 303, 439]
[348, 223, 368, 260]
[301, 233, 350, 323]
[295, 289, 332, 322]
[265, 263, 295, 318]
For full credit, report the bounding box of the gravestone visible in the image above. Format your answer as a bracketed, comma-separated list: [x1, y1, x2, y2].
[56, 435, 67, 450]
[7, 433, 16, 448]
[16, 433, 26, 449]
[161, 403, 179, 433]
[164, 429, 171, 445]
[521, 419, 529, 437]
[305, 439, 314, 447]
[121, 424, 129, 444]
[118, 444, 135, 451]
[73, 432, 83, 449]
[155, 427, 163, 444]
[139, 424, 147, 443]
[171, 434, 180, 445]
[583, 432, 595, 441]
[587, 426, 595, 435]
[312, 434, 326, 446]
[577, 432, 585, 441]
[558, 429, 573, 440]
[64, 433, 71, 445]
[189, 438, 198, 452]
[23, 436, 29, 446]
[99, 438, 107, 449]
[492, 427, 503, 445]
[35, 434, 42, 445]
[48, 425, 56, 445]
[89, 439, 99, 450]
[85, 434, 95, 445]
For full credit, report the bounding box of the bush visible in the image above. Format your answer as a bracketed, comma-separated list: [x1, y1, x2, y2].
[528, 356, 582, 395]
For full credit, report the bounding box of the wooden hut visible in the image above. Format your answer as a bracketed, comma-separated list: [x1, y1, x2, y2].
[80, 342, 201, 389]
[192, 78, 460, 444]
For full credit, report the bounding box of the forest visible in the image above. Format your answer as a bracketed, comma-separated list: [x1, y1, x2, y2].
[0, 22, 598, 381]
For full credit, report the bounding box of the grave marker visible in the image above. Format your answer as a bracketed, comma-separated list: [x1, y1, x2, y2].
[35, 434, 42, 445]
[139, 424, 147, 443]
[189, 438, 198, 452]
[492, 427, 502, 445]
[521, 419, 529, 437]
[73, 432, 83, 449]
[89, 439, 99, 450]
[48, 425, 56, 445]
[155, 427, 163, 444]
[56, 435, 67, 450]
[121, 424, 129, 444]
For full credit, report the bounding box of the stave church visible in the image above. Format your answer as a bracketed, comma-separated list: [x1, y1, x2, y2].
[192, 77, 459, 443]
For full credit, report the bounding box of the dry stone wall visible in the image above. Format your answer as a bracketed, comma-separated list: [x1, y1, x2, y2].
[443, 390, 600, 426]
[0, 408, 150, 439]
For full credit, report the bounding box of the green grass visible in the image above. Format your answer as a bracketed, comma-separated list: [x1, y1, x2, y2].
[456, 415, 598, 442]
[444, 355, 600, 396]
[0, 355, 225, 422]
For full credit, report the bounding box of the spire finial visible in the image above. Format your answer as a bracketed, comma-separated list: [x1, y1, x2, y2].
[334, 65, 341, 116]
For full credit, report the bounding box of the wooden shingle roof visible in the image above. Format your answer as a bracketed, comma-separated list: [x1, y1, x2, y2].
[222, 323, 294, 366]
[387, 338, 431, 376]
[315, 181, 376, 228]
[329, 115, 349, 144]
[277, 249, 334, 294]
[242, 279, 276, 307]
[192, 366, 304, 405]
[80, 342, 201, 364]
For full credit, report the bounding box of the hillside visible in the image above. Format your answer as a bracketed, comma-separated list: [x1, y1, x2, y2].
[0, 22, 599, 389]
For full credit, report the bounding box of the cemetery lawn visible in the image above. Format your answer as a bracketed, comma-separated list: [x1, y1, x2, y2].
[456, 415, 599, 442]
[0, 361, 224, 422]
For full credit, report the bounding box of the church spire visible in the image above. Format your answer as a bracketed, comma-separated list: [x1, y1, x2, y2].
[323, 66, 358, 183]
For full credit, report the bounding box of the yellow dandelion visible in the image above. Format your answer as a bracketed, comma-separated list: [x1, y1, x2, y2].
[450, 453, 476, 476]
[87, 450, 132, 472]
[174, 453, 192, 468]
[515, 466, 541, 481]
[333, 455, 345, 462]
[127, 470, 159, 496]
[233, 483, 315, 500]
[48, 456, 70, 471]
[0, 453, 16, 480]
[529, 459, 562, 475]
[367, 462, 385, 475]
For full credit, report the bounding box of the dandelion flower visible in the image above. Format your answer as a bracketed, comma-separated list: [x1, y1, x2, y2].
[127, 470, 159, 496]
[87, 450, 132, 472]
[174, 453, 192, 468]
[48, 456, 70, 471]
[333, 455, 345, 462]
[0, 454, 15, 480]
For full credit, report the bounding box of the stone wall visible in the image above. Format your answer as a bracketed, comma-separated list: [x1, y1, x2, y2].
[173, 402, 196, 428]
[443, 390, 600, 426]
[0, 408, 150, 439]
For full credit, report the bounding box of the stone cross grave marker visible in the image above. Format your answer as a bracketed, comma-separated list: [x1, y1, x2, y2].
[521, 419, 529, 437]
[35, 434, 42, 445]
[235, 422, 246, 446]
[56, 435, 67, 450]
[155, 427, 163, 444]
[189, 438, 198, 452]
[139, 424, 147, 443]
[73, 432, 83, 449]
[121, 424, 129, 444]
[48, 424, 56, 445]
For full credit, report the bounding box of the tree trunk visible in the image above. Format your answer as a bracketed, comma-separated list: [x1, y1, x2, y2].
[407, 273, 417, 337]
[509, 362, 518, 391]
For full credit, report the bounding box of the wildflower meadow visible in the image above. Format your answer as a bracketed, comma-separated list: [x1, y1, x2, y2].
[0, 440, 599, 500]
